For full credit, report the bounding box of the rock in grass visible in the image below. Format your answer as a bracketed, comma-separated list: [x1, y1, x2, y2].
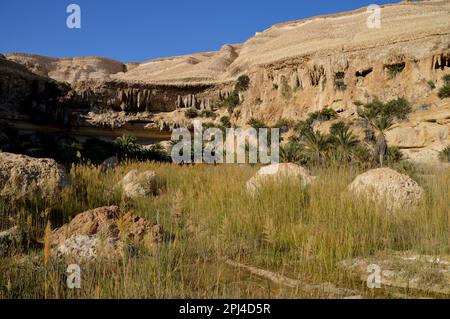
[341, 251, 450, 295]
[52, 206, 164, 262]
[0, 226, 24, 256]
[246, 163, 316, 194]
[348, 168, 423, 211]
[0, 152, 68, 201]
[120, 170, 160, 199]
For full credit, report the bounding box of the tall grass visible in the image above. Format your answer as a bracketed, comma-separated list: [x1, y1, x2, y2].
[0, 162, 449, 298]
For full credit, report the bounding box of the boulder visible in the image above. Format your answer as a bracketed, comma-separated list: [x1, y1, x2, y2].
[0, 152, 68, 200]
[52, 206, 163, 262]
[120, 170, 160, 199]
[0, 226, 24, 256]
[348, 168, 424, 211]
[246, 163, 316, 194]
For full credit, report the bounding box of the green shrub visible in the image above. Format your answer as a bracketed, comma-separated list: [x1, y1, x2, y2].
[185, 108, 199, 119]
[385, 63, 405, 78]
[427, 80, 436, 89]
[224, 91, 240, 114]
[309, 108, 337, 122]
[438, 84, 450, 99]
[220, 116, 231, 128]
[439, 146, 450, 162]
[387, 146, 404, 163]
[443, 74, 450, 86]
[273, 118, 291, 133]
[383, 97, 412, 121]
[115, 135, 170, 162]
[247, 118, 266, 129]
[201, 110, 215, 118]
[334, 72, 346, 91]
[235, 75, 250, 92]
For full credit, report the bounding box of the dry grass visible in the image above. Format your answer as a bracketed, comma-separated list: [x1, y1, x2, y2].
[0, 162, 449, 299]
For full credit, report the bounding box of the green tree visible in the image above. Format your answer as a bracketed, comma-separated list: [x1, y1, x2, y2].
[301, 130, 331, 165]
[357, 98, 411, 166]
[329, 122, 360, 163]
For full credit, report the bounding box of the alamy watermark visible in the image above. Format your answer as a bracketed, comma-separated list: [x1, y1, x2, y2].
[366, 4, 381, 29]
[66, 264, 81, 289]
[66, 4, 81, 29]
[367, 264, 382, 289]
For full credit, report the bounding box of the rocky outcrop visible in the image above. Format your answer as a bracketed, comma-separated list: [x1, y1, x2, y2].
[5, 54, 127, 83]
[348, 168, 424, 211]
[0, 57, 76, 124]
[0, 152, 68, 200]
[52, 206, 164, 262]
[246, 163, 316, 194]
[120, 170, 162, 199]
[2, 1, 450, 160]
[341, 251, 450, 295]
[386, 103, 450, 163]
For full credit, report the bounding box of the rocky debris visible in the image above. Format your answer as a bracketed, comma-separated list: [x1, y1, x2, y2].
[341, 251, 450, 295]
[52, 206, 164, 262]
[246, 163, 316, 194]
[55, 235, 99, 262]
[226, 260, 362, 298]
[0, 226, 24, 256]
[0, 152, 68, 200]
[120, 170, 161, 199]
[101, 156, 119, 171]
[348, 168, 424, 211]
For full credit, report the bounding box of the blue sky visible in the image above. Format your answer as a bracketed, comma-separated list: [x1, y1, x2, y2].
[0, 0, 398, 62]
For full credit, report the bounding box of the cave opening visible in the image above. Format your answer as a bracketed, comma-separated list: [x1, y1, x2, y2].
[356, 68, 373, 78]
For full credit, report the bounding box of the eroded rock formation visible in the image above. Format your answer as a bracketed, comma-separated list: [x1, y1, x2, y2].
[1, 1, 450, 160]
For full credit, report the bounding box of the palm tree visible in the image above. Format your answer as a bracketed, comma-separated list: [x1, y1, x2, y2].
[280, 142, 304, 164]
[357, 98, 410, 166]
[329, 122, 360, 163]
[300, 130, 331, 165]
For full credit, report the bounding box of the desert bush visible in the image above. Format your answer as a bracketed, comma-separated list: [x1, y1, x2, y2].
[201, 110, 215, 118]
[385, 63, 405, 78]
[235, 75, 250, 92]
[443, 74, 450, 86]
[387, 146, 404, 163]
[273, 118, 291, 134]
[438, 85, 450, 99]
[309, 108, 337, 123]
[185, 108, 199, 119]
[220, 116, 231, 128]
[439, 146, 450, 162]
[334, 72, 346, 91]
[247, 118, 266, 129]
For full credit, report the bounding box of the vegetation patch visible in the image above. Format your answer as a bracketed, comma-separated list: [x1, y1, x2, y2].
[385, 63, 406, 79]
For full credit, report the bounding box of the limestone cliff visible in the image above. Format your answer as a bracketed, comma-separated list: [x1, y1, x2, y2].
[1, 0, 450, 162]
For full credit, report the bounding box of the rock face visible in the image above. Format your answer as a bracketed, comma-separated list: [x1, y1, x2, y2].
[246, 163, 316, 194]
[386, 104, 450, 164]
[4, 54, 127, 83]
[121, 170, 160, 199]
[0, 152, 68, 200]
[348, 168, 424, 211]
[341, 251, 450, 296]
[2, 2, 450, 161]
[52, 206, 164, 262]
